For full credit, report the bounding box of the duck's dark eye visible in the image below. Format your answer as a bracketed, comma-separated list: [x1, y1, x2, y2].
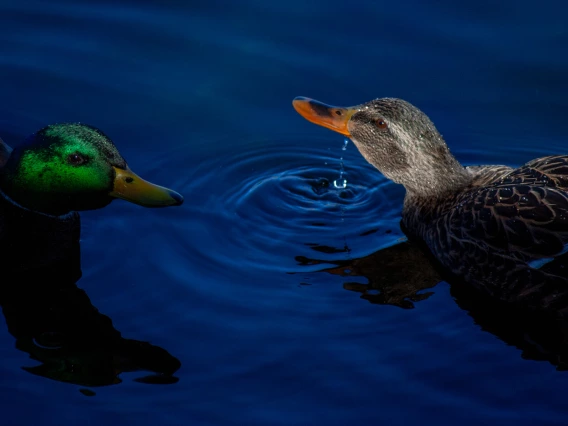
[375, 119, 388, 129]
[334, 110, 342, 116]
[67, 153, 86, 166]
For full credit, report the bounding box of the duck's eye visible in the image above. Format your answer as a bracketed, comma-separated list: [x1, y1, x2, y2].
[375, 119, 388, 129]
[67, 153, 86, 166]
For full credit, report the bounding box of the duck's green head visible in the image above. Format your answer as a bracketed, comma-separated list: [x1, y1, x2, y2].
[0, 123, 183, 216]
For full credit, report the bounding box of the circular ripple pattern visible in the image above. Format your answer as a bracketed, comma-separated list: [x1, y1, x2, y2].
[175, 137, 406, 275]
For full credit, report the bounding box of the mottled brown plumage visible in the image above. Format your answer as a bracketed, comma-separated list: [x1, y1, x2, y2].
[404, 157, 568, 314]
[293, 96, 568, 315]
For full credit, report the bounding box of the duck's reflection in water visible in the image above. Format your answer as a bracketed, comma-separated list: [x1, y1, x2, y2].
[0, 194, 180, 388]
[296, 240, 568, 371]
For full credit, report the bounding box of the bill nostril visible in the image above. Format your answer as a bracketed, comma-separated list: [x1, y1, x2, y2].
[125, 177, 134, 183]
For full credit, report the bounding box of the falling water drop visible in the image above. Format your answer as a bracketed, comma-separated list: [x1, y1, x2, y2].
[333, 138, 349, 188]
[333, 179, 347, 189]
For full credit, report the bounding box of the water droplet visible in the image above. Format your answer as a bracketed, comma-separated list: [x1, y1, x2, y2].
[333, 179, 347, 188]
[335, 138, 349, 189]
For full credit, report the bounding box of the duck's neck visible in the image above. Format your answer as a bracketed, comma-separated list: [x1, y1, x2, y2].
[0, 170, 73, 218]
[400, 155, 472, 200]
[0, 185, 75, 220]
[399, 157, 471, 240]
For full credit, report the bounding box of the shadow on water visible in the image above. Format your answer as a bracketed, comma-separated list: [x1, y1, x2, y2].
[295, 238, 568, 371]
[0, 192, 180, 391]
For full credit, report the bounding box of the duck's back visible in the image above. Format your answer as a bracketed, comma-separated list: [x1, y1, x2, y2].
[403, 155, 568, 314]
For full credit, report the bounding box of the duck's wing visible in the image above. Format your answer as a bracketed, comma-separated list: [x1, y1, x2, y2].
[450, 155, 568, 261]
[466, 164, 513, 186]
[500, 155, 568, 188]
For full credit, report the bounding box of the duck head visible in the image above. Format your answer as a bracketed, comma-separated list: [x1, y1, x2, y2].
[293, 97, 470, 196]
[0, 123, 183, 216]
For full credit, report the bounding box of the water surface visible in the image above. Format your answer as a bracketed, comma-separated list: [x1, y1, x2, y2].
[0, 1, 567, 425]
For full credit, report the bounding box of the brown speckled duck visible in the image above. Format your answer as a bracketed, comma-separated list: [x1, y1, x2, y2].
[293, 96, 568, 316]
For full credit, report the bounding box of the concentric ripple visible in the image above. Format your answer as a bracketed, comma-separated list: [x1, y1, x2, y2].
[173, 136, 406, 275]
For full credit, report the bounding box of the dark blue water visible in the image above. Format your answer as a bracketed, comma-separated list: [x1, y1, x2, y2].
[1, 1, 567, 424]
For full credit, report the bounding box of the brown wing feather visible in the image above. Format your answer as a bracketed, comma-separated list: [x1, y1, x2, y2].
[403, 156, 568, 312]
[447, 156, 568, 260]
[498, 155, 568, 188]
[466, 164, 513, 186]
[450, 184, 568, 260]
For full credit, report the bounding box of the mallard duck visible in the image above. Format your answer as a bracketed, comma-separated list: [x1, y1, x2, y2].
[293, 96, 568, 316]
[0, 123, 182, 387]
[0, 123, 183, 271]
[0, 123, 183, 216]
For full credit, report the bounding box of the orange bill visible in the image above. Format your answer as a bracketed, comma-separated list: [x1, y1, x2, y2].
[292, 96, 358, 136]
[110, 166, 184, 207]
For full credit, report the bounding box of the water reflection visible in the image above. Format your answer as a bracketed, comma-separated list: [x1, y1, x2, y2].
[297, 240, 439, 309]
[296, 240, 568, 370]
[0, 193, 180, 388]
